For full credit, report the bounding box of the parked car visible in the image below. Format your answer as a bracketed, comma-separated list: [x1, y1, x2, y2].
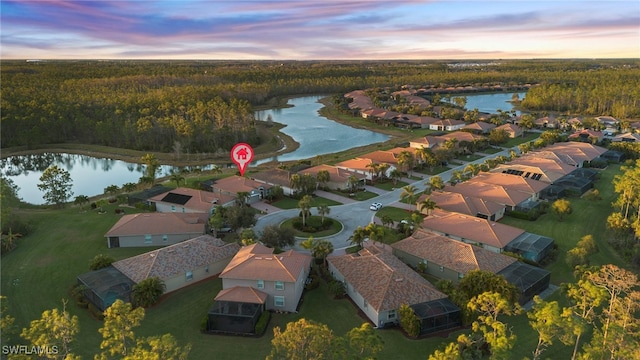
[369, 202, 382, 211]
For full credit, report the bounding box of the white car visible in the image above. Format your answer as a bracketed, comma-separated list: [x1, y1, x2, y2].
[369, 202, 382, 211]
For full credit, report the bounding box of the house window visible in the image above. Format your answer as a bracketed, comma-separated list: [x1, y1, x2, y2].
[186, 271, 193, 281]
[274, 296, 285, 307]
[257, 280, 264, 289]
[275, 281, 284, 290]
[162, 235, 168, 242]
[144, 234, 152, 244]
[439, 266, 444, 272]
[205, 266, 209, 273]
[171, 205, 176, 212]
[388, 310, 396, 320]
[458, 273, 464, 279]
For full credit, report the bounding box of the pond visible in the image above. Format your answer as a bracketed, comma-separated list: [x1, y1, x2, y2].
[2, 92, 525, 204]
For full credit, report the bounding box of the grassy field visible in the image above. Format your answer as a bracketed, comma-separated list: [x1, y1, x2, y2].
[270, 195, 342, 209]
[1, 164, 633, 359]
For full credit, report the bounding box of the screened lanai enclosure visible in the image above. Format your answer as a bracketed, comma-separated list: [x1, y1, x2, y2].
[207, 287, 268, 334]
[498, 262, 551, 305]
[410, 298, 462, 335]
[77, 266, 135, 311]
[504, 232, 554, 263]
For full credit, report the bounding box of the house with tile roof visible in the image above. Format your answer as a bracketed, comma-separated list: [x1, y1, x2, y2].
[327, 245, 461, 334]
[443, 172, 548, 211]
[462, 121, 496, 134]
[150, 187, 230, 214]
[420, 209, 525, 253]
[298, 164, 367, 191]
[421, 209, 554, 262]
[210, 175, 272, 204]
[541, 142, 608, 168]
[217, 243, 312, 313]
[495, 123, 523, 138]
[335, 157, 387, 181]
[251, 168, 294, 195]
[568, 129, 604, 144]
[495, 156, 577, 184]
[534, 116, 558, 129]
[420, 191, 506, 221]
[112, 235, 240, 293]
[104, 212, 208, 248]
[391, 230, 551, 304]
[612, 132, 640, 143]
[428, 119, 466, 131]
[392, 229, 516, 282]
[409, 135, 447, 150]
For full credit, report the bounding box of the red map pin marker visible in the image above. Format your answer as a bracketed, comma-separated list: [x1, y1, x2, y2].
[231, 143, 254, 176]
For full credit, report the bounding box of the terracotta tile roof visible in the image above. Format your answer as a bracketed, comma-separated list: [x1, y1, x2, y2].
[112, 235, 240, 283]
[495, 123, 523, 135]
[469, 172, 549, 195]
[431, 119, 465, 127]
[420, 191, 504, 218]
[421, 209, 525, 248]
[335, 158, 376, 172]
[613, 133, 640, 142]
[440, 131, 487, 143]
[328, 246, 447, 312]
[462, 121, 496, 132]
[568, 129, 604, 140]
[220, 244, 312, 282]
[541, 142, 607, 164]
[409, 135, 446, 149]
[212, 175, 272, 194]
[358, 150, 401, 165]
[104, 212, 208, 237]
[444, 181, 528, 207]
[299, 164, 366, 182]
[150, 187, 223, 212]
[251, 168, 292, 188]
[214, 286, 268, 304]
[392, 230, 517, 274]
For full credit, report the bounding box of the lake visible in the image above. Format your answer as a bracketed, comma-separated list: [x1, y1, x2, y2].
[2, 93, 524, 204]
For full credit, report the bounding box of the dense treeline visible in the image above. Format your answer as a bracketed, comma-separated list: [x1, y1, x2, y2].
[2, 59, 639, 152]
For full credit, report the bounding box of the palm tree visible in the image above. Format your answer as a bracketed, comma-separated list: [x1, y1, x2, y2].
[132, 277, 166, 308]
[316, 170, 330, 190]
[300, 236, 315, 252]
[298, 195, 313, 227]
[418, 197, 437, 216]
[450, 170, 464, 185]
[313, 239, 334, 267]
[390, 169, 402, 186]
[236, 191, 250, 206]
[348, 226, 368, 248]
[380, 215, 394, 229]
[289, 174, 302, 195]
[347, 175, 360, 192]
[141, 153, 160, 182]
[400, 185, 418, 211]
[121, 182, 138, 193]
[428, 176, 445, 191]
[316, 204, 330, 224]
[365, 163, 380, 183]
[364, 223, 385, 247]
[463, 163, 481, 178]
[378, 163, 390, 181]
[170, 170, 185, 187]
[397, 151, 415, 177]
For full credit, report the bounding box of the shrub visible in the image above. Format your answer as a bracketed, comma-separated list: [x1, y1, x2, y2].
[576, 234, 598, 255]
[201, 315, 209, 332]
[305, 275, 320, 290]
[399, 304, 421, 338]
[89, 254, 115, 270]
[328, 280, 346, 299]
[566, 247, 589, 268]
[254, 311, 271, 335]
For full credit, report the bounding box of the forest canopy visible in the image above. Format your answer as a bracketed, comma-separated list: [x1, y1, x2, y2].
[2, 59, 639, 153]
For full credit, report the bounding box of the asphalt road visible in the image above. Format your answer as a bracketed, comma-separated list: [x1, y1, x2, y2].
[253, 143, 524, 252]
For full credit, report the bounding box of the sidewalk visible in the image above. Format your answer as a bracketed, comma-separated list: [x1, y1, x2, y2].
[315, 189, 358, 204]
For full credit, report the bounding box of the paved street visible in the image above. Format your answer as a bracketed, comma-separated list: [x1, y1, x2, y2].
[253, 143, 527, 253]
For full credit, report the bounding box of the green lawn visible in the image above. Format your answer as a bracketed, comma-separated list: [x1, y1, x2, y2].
[373, 180, 408, 191]
[271, 195, 342, 209]
[480, 146, 504, 154]
[455, 153, 484, 162]
[376, 206, 414, 222]
[415, 166, 450, 175]
[325, 189, 379, 201]
[503, 132, 539, 148]
[501, 164, 628, 284]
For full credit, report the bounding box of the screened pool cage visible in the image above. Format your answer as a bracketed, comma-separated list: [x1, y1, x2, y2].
[77, 266, 135, 311]
[410, 298, 462, 335]
[207, 301, 264, 334]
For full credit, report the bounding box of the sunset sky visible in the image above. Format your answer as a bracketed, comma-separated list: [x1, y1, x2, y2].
[2, 0, 639, 60]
